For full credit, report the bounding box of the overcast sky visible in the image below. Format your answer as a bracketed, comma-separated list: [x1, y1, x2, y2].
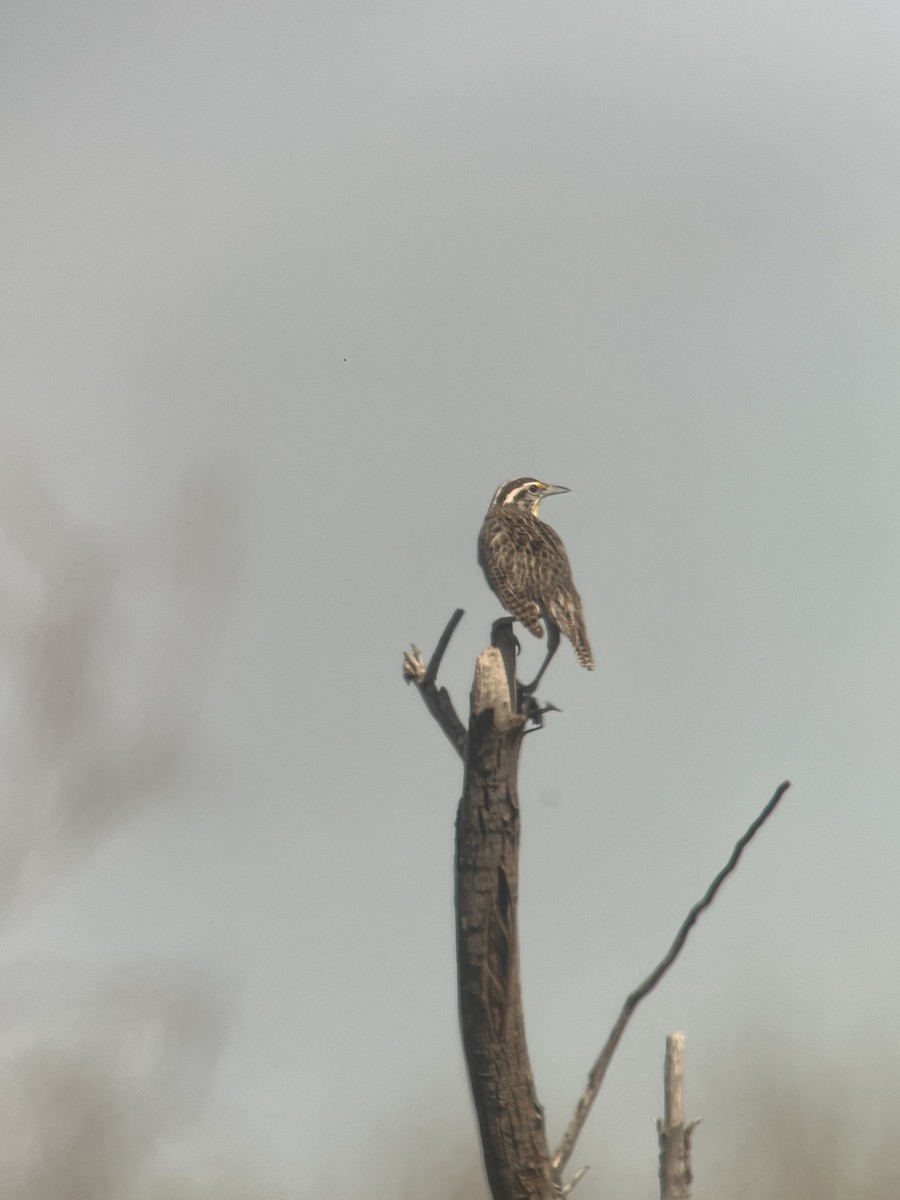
[3, 3, 900, 1196]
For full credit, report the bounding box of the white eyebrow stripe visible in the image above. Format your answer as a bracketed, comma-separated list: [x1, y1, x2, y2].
[501, 482, 539, 504]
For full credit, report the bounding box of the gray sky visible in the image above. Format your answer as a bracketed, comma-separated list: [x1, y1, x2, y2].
[3, 2, 900, 1195]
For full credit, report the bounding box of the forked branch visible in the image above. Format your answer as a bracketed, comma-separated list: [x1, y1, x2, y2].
[552, 779, 792, 1178]
[403, 608, 467, 760]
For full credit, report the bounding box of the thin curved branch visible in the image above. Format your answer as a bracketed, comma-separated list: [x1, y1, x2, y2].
[403, 608, 467, 760]
[424, 607, 465, 687]
[559, 1164, 589, 1196]
[552, 779, 792, 1178]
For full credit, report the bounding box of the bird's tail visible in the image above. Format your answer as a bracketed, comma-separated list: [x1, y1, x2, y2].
[551, 594, 595, 671]
[571, 627, 595, 670]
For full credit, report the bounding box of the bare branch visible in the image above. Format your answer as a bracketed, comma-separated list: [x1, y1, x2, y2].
[559, 1165, 590, 1196]
[403, 609, 467, 760]
[552, 780, 792, 1176]
[424, 607, 465, 687]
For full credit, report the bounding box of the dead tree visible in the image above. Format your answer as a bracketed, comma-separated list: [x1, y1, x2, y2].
[405, 610, 790, 1200]
[457, 622, 555, 1200]
[406, 612, 554, 1199]
[657, 1033, 698, 1200]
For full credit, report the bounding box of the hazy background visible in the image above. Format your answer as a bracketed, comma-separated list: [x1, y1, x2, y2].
[3, 2, 900, 1196]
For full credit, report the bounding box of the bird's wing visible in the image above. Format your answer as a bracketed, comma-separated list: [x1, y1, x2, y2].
[478, 523, 544, 639]
[534, 522, 594, 669]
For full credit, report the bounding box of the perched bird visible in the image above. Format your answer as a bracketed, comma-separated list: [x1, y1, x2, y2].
[478, 477, 594, 692]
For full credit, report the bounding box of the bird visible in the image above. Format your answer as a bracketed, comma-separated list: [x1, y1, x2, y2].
[478, 477, 593, 692]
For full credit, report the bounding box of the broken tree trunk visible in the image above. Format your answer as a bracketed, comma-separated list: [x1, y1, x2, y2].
[657, 1032, 697, 1200]
[455, 625, 556, 1200]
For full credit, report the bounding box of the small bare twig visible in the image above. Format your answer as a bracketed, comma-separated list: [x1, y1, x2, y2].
[559, 1164, 590, 1196]
[403, 608, 467, 760]
[552, 779, 792, 1177]
[424, 607, 465, 686]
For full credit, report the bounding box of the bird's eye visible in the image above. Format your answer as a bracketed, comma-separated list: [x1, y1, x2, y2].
[528, 484, 540, 494]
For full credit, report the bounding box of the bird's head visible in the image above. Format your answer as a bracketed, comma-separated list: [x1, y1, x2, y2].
[489, 477, 570, 518]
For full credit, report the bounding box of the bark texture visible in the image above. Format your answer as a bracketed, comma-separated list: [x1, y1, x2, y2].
[455, 647, 555, 1200]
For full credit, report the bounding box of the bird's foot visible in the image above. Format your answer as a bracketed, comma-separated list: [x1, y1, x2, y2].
[516, 681, 561, 729]
[521, 693, 562, 731]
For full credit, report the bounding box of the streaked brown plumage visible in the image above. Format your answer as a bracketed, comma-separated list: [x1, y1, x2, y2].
[478, 477, 593, 689]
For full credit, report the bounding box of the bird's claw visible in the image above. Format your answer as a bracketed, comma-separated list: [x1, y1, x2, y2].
[519, 690, 562, 730]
